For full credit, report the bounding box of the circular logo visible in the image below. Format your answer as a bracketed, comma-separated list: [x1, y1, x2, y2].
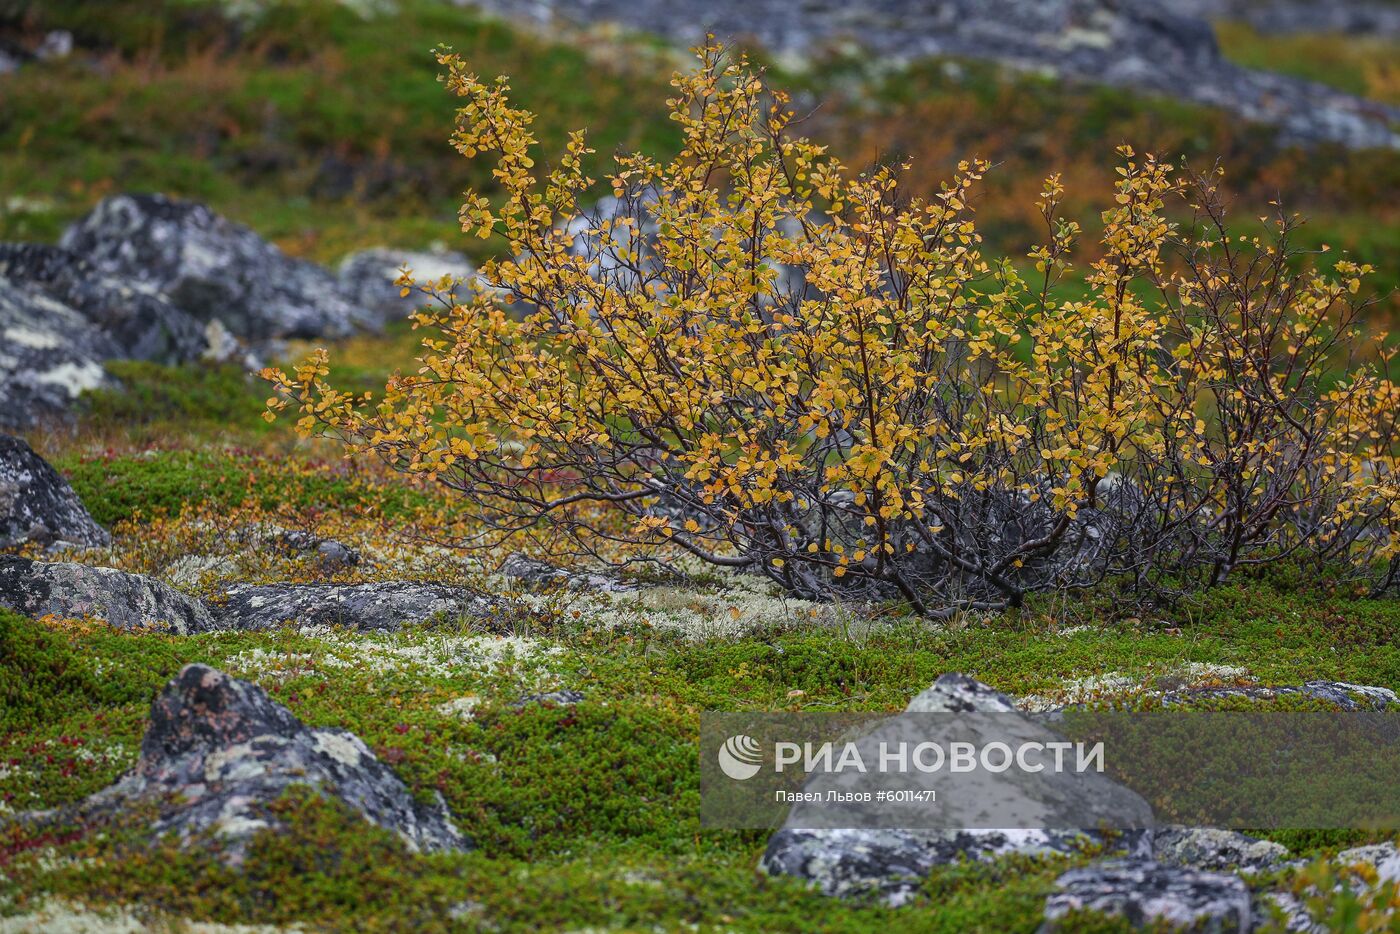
[717, 734, 763, 780]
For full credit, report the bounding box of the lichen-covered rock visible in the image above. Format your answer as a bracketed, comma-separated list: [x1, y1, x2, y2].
[500, 552, 635, 593]
[0, 434, 109, 549]
[1162, 680, 1398, 711]
[337, 246, 478, 324]
[1042, 859, 1253, 931]
[764, 827, 1133, 908]
[476, 0, 1400, 149]
[1258, 842, 1400, 932]
[273, 528, 361, 570]
[1152, 827, 1290, 874]
[1334, 842, 1400, 883]
[0, 277, 119, 429]
[36, 664, 468, 864]
[210, 581, 501, 631]
[0, 243, 208, 365]
[512, 689, 585, 708]
[0, 556, 214, 633]
[759, 673, 1153, 906]
[60, 194, 369, 343]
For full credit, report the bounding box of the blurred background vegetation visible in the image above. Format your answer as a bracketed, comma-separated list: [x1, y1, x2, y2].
[2, 0, 1395, 299]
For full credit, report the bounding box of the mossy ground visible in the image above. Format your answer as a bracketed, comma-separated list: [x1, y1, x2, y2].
[1, 506, 1396, 930]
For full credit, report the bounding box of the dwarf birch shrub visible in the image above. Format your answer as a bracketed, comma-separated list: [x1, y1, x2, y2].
[267, 45, 1400, 615]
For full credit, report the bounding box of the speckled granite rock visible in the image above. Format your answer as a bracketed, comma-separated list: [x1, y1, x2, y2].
[1259, 842, 1400, 931]
[0, 434, 109, 549]
[1152, 827, 1290, 874]
[0, 556, 214, 633]
[904, 672, 1021, 714]
[18, 665, 468, 864]
[0, 243, 207, 365]
[61, 194, 370, 343]
[0, 276, 119, 429]
[1172, 0, 1400, 37]
[209, 581, 501, 631]
[1042, 859, 1252, 931]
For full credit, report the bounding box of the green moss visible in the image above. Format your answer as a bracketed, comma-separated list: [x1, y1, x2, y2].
[55, 448, 438, 527]
[80, 360, 272, 436]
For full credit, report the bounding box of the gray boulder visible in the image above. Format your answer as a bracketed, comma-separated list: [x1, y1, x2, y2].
[60, 194, 369, 343]
[500, 552, 635, 593]
[759, 673, 1153, 906]
[337, 246, 478, 324]
[0, 243, 208, 365]
[1042, 859, 1253, 932]
[0, 434, 109, 549]
[512, 689, 585, 709]
[0, 556, 215, 634]
[1334, 841, 1400, 882]
[1152, 827, 1289, 874]
[1172, 0, 1400, 38]
[28, 664, 468, 865]
[905, 671, 1022, 714]
[210, 581, 501, 631]
[273, 528, 361, 571]
[1259, 842, 1400, 932]
[0, 277, 119, 429]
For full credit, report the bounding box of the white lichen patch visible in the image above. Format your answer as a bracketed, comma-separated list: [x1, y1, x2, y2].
[300, 626, 562, 681]
[434, 695, 481, 719]
[204, 742, 274, 784]
[312, 730, 367, 766]
[33, 361, 108, 397]
[0, 899, 301, 932]
[553, 570, 864, 641]
[2, 325, 63, 350]
[226, 648, 321, 680]
[25, 849, 97, 877]
[1018, 662, 1251, 711]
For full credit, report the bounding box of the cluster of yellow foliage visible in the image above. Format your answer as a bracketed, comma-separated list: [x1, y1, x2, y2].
[266, 44, 1400, 614]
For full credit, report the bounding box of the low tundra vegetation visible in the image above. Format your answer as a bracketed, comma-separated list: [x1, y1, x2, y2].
[5, 13, 1398, 933]
[269, 45, 1400, 618]
[1, 588, 1395, 930]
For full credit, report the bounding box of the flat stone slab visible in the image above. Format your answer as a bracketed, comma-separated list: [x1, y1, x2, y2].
[209, 581, 502, 631]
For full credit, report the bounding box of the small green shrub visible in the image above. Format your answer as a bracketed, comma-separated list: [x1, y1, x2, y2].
[0, 610, 154, 735]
